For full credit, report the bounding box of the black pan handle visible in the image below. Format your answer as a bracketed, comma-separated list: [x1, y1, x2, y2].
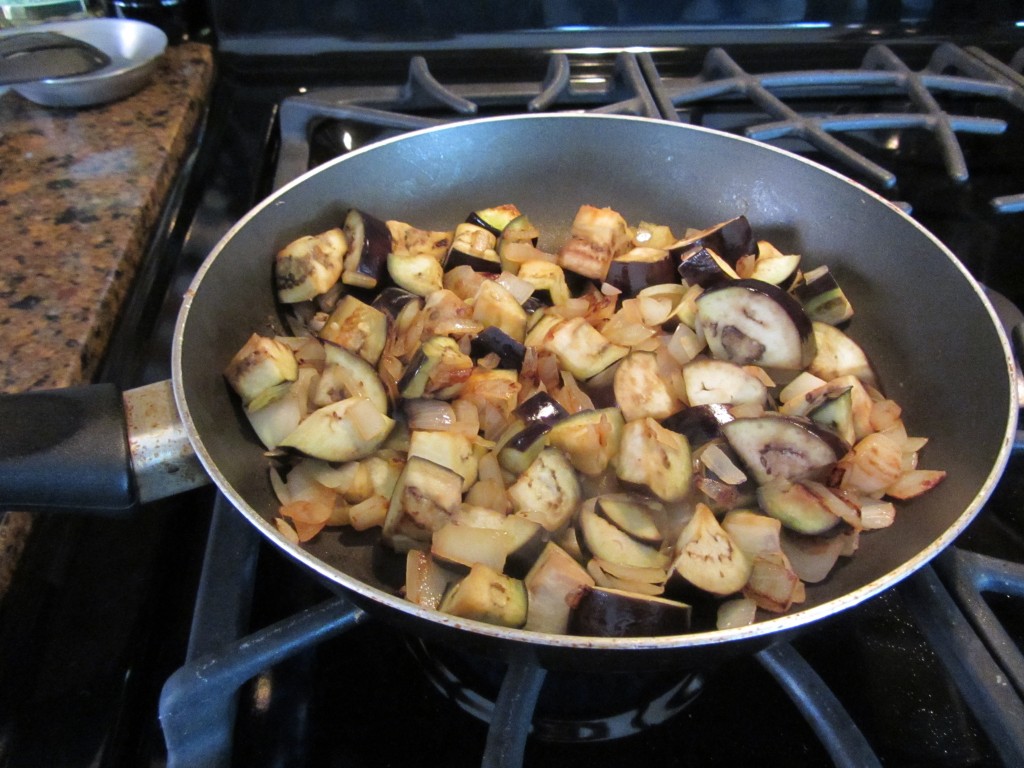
[0, 380, 209, 516]
[0, 383, 137, 516]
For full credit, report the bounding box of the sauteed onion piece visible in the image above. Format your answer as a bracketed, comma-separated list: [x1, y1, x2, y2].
[227, 204, 946, 637]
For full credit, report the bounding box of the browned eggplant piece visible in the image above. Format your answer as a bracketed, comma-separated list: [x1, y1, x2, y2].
[605, 246, 678, 298]
[274, 228, 348, 303]
[408, 429, 479, 491]
[515, 260, 571, 306]
[613, 351, 684, 421]
[430, 522, 508, 573]
[676, 245, 740, 289]
[543, 317, 628, 381]
[470, 326, 527, 370]
[439, 563, 528, 629]
[472, 279, 528, 343]
[661, 403, 735, 448]
[224, 333, 299, 406]
[371, 286, 420, 320]
[445, 222, 502, 273]
[792, 265, 854, 325]
[397, 335, 475, 400]
[382, 455, 463, 552]
[614, 417, 692, 502]
[546, 407, 624, 477]
[508, 447, 581, 532]
[668, 215, 755, 265]
[466, 203, 524, 237]
[557, 204, 631, 282]
[318, 341, 390, 414]
[318, 294, 389, 366]
[721, 415, 842, 485]
[341, 208, 392, 290]
[681, 357, 767, 408]
[514, 391, 569, 427]
[524, 542, 595, 634]
[569, 586, 691, 637]
[696, 278, 815, 370]
[669, 503, 752, 596]
[808, 322, 879, 389]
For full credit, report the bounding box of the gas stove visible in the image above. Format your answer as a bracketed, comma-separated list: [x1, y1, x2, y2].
[3, 6, 1024, 767]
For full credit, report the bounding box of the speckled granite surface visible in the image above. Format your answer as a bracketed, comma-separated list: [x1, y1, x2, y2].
[0, 42, 215, 601]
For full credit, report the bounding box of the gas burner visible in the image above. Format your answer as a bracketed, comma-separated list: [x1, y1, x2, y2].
[406, 637, 706, 742]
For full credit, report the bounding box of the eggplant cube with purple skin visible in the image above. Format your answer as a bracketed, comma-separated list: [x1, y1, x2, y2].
[383, 456, 464, 552]
[613, 417, 692, 502]
[224, 333, 298, 406]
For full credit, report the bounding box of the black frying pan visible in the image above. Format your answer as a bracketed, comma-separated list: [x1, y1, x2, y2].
[4, 114, 1018, 671]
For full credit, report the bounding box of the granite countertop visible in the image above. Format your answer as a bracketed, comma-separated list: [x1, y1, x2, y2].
[0, 41, 215, 599]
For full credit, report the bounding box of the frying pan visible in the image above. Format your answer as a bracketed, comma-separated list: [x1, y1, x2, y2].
[1, 114, 1017, 671]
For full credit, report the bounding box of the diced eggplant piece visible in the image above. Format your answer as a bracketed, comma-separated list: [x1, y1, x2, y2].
[543, 317, 628, 381]
[808, 322, 879, 389]
[274, 228, 347, 303]
[387, 249, 444, 297]
[472, 280, 528, 343]
[431, 522, 508, 573]
[661, 403, 735, 448]
[397, 336, 474, 400]
[595, 494, 664, 546]
[405, 550, 458, 610]
[670, 503, 752, 596]
[632, 220, 677, 249]
[439, 563, 528, 629]
[515, 260, 571, 306]
[318, 294, 389, 366]
[371, 286, 421, 320]
[682, 357, 767, 408]
[676, 246, 740, 289]
[721, 509, 783, 559]
[605, 247, 677, 298]
[508, 447, 581, 532]
[721, 415, 841, 485]
[224, 333, 299, 406]
[341, 209, 392, 290]
[793, 265, 854, 325]
[466, 203, 523, 237]
[569, 586, 691, 637]
[451, 505, 546, 578]
[382, 456, 463, 551]
[613, 351, 684, 422]
[807, 386, 856, 445]
[524, 542, 595, 634]
[578, 502, 669, 570]
[614, 417, 692, 502]
[470, 326, 527, 370]
[386, 220, 452, 261]
[668, 215, 755, 266]
[496, 420, 551, 476]
[557, 205, 631, 282]
[696, 279, 815, 370]
[279, 396, 394, 463]
[407, 429, 479, 491]
[545, 407, 624, 477]
[319, 341, 390, 414]
[514, 391, 569, 427]
[756, 479, 843, 535]
[445, 222, 502, 273]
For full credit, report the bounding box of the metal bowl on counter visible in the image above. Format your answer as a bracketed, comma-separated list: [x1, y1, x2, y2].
[6, 17, 166, 107]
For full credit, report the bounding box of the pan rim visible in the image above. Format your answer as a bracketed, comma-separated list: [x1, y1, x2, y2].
[171, 112, 1018, 653]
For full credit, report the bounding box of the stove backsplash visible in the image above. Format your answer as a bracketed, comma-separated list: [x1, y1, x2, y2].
[203, 0, 1023, 54]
